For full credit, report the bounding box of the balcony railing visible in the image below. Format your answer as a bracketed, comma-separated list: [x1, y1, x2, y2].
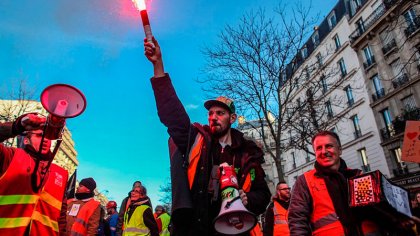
[363, 56, 376, 69]
[391, 73, 409, 89]
[381, 39, 397, 55]
[327, 112, 334, 119]
[405, 16, 420, 38]
[393, 165, 409, 176]
[350, 1, 397, 43]
[354, 129, 362, 139]
[361, 164, 371, 173]
[372, 88, 385, 102]
[380, 108, 420, 141]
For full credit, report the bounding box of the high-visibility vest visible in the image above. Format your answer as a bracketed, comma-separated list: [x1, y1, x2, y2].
[0, 148, 68, 236]
[273, 201, 290, 236]
[157, 213, 170, 236]
[70, 198, 101, 236]
[123, 205, 151, 236]
[304, 169, 345, 236]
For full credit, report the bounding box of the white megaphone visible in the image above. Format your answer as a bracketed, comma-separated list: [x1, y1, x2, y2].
[40, 84, 86, 140]
[213, 164, 257, 235]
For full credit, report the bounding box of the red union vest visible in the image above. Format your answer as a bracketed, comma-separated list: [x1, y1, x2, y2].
[70, 198, 100, 236]
[273, 201, 290, 236]
[0, 148, 68, 235]
[304, 169, 345, 236]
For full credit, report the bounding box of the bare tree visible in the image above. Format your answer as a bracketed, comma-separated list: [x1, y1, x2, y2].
[199, 2, 353, 181]
[0, 79, 37, 146]
[159, 178, 172, 213]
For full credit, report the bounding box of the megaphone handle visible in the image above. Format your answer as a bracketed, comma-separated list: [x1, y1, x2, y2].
[225, 196, 241, 209]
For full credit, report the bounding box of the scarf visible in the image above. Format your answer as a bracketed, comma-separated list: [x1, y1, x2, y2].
[126, 197, 150, 223]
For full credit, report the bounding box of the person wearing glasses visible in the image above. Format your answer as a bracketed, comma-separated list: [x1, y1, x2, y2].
[122, 185, 158, 236]
[263, 181, 291, 236]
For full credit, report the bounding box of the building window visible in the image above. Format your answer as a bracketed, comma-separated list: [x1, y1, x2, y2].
[344, 85, 354, 107]
[381, 108, 393, 127]
[402, 95, 417, 111]
[380, 29, 396, 55]
[333, 34, 341, 51]
[404, 8, 417, 26]
[338, 58, 347, 77]
[306, 152, 311, 163]
[325, 100, 333, 119]
[358, 148, 370, 172]
[328, 12, 337, 30]
[320, 76, 328, 94]
[404, 8, 419, 37]
[362, 45, 375, 69]
[304, 66, 310, 80]
[316, 53, 323, 67]
[371, 74, 385, 101]
[392, 147, 403, 163]
[391, 147, 408, 176]
[312, 32, 320, 47]
[301, 46, 308, 59]
[291, 152, 296, 169]
[352, 115, 362, 139]
[350, 0, 363, 15]
[390, 59, 406, 78]
[356, 18, 365, 35]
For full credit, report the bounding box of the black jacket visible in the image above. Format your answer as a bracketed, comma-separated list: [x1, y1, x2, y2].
[151, 74, 271, 236]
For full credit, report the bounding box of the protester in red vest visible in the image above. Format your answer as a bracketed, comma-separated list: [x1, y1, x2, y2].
[263, 181, 291, 236]
[0, 113, 68, 235]
[66, 177, 101, 235]
[288, 130, 417, 236]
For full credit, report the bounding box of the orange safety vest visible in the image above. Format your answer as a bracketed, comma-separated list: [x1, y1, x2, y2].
[272, 201, 290, 236]
[70, 198, 100, 236]
[304, 169, 345, 236]
[0, 149, 68, 235]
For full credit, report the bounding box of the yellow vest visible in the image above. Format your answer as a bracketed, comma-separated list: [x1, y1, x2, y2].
[123, 205, 151, 236]
[157, 213, 170, 236]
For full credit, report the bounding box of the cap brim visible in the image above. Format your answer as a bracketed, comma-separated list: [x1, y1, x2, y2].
[204, 100, 231, 112]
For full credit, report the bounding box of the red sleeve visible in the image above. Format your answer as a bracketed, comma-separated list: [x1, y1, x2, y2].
[156, 217, 162, 233]
[0, 144, 16, 176]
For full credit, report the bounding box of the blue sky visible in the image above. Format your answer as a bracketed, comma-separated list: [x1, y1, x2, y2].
[0, 0, 337, 208]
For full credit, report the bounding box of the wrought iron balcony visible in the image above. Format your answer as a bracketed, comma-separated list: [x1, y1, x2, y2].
[391, 73, 409, 89]
[371, 88, 385, 102]
[380, 108, 420, 141]
[363, 56, 376, 69]
[350, 2, 391, 43]
[405, 16, 420, 38]
[350, 27, 365, 43]
[383, 0, 398, 9]
[393, 165, 409, 176]
[354, 129, 362, 139]
[381, 39, 397, 55]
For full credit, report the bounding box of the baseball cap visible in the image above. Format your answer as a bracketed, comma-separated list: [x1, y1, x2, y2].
[204, 96, 235, 113]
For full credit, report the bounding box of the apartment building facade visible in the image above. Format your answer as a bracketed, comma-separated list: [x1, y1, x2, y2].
[348, 0, 420, 191]
[238, 0, 420, 193]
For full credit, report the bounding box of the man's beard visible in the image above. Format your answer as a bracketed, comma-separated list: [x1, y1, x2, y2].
[210, 123, 231, 138]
